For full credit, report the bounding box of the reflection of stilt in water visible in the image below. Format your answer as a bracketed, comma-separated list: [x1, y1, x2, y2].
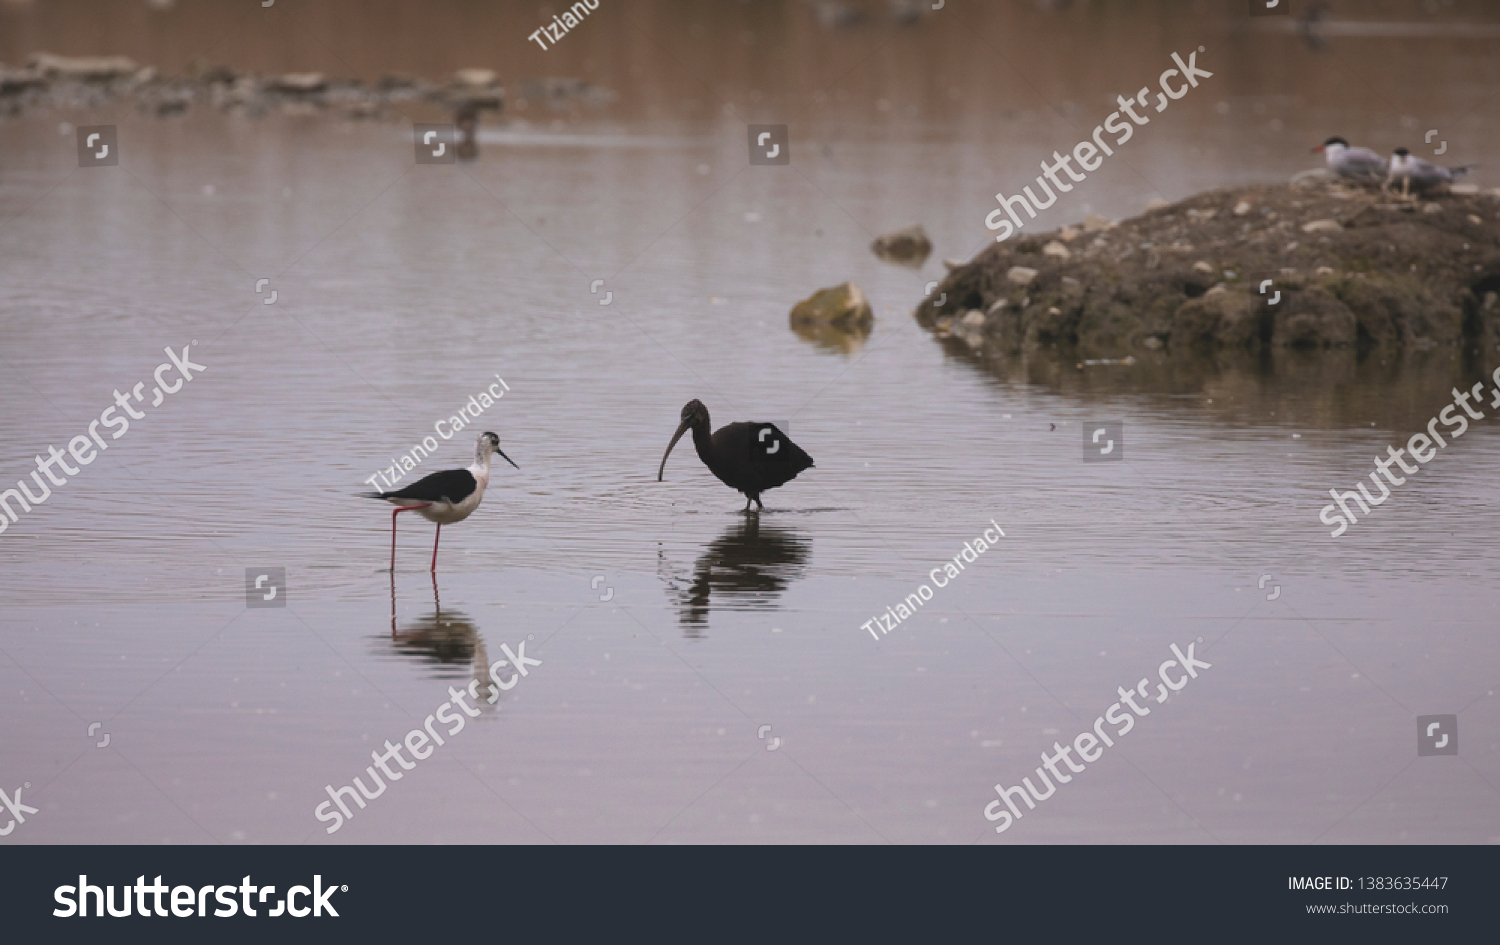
[658, 516, 811, 635]
[387, 573, 496, 702]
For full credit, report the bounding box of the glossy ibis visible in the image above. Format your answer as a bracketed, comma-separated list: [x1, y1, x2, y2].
[657, 400, 813, 512]
[360, 431, 517, 572]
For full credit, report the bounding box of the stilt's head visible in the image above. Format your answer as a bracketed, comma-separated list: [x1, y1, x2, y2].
[476, 431, 518, 470]
[659, 400, 709, 481]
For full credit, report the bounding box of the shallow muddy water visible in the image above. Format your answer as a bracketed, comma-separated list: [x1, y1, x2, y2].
[1, 0, 1498, 844]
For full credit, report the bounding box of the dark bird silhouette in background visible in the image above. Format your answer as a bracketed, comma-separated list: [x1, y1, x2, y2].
[657, 400, 814, 512]
[1298, 3, 1331, 52]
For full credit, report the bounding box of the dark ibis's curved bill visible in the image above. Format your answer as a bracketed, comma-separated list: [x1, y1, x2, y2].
[657, 419, 691, 481]
[497, 448, 519, 470]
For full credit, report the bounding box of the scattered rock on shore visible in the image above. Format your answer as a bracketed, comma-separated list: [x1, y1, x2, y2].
[0, 53, 609, 122]
[28, 52, 140, 81]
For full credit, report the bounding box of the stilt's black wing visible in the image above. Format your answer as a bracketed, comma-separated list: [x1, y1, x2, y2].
[380, 468, 477, 504]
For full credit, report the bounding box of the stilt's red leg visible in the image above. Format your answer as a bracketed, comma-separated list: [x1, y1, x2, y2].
[430, 523, 441, 573]
[388, 504, 432, 572]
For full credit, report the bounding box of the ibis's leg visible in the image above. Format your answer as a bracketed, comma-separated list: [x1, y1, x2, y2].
[431, 523, 442, 573]
[743, 495, 752, 512]
[755, 496, 764, 512]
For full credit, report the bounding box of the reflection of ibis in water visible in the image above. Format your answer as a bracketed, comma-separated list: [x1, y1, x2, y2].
[657, 400, 813, 512]
[658, 516, 811, 634]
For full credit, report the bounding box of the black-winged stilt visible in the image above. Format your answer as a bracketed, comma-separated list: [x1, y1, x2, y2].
[657, 400, 814, 512]
[360, 431, 517, 572]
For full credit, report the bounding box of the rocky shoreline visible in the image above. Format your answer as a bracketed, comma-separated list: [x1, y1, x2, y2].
[0, 52, 613, 120]
[917, 177, 1500, 358]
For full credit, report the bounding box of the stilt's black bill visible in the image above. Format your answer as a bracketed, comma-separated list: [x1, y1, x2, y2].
[497, 448, 519, 470]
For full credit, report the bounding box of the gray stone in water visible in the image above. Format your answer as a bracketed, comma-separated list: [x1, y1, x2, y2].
[788, 282, 875, 330]
[870, 225, 932, 266]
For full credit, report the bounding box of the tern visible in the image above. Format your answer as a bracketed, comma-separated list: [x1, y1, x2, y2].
[1313, 136, 1386, 183]
[360, 431, 517, 572]
[1387, 147, 1475, 197]
[657, 400, 813, 512]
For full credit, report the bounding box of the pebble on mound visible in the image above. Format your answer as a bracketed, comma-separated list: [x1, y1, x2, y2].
[918, 181, 1500, 357]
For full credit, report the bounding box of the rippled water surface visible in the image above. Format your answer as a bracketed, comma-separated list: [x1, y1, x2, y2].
[2, 0, 1499, 844]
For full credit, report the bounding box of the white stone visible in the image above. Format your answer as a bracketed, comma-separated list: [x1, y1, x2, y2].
[1043, 240, 1071, 260]
[1301, 219, 1341, 233]
[1006, 266, 1038, 285]
[453, 68, 498, 87]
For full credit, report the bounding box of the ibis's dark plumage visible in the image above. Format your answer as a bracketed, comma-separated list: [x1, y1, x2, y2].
[657, 399, 814, 511]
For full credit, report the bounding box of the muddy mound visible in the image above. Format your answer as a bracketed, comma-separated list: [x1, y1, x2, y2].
[918, 180, 1500, 358]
